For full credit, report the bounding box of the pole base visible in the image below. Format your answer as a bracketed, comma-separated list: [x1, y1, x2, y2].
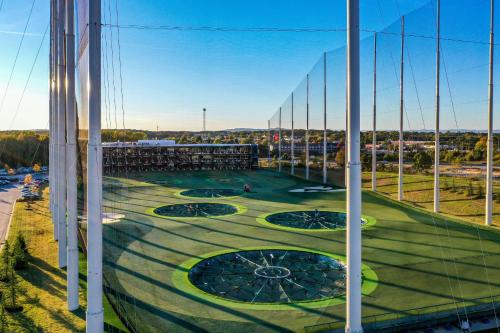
[345, 327, 363, 333]
[86, 308, 104, 333]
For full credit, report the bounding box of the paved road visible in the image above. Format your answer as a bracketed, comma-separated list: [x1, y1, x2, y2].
[0, 185, 20, 248]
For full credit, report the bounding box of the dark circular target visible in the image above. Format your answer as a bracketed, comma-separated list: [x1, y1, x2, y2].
[263, 210, 366, 230]
[188, 249, 346, 303]
[180, 188, 242, 198]
[153, 203, 238, 217]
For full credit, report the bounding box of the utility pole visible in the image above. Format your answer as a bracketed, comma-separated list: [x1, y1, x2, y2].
[65, 0, 78, 311]
[398, 16, 405, 201]
[486, 0, 495, 226]
[372, 33, 377, 192]
[346, 0, 362, 331]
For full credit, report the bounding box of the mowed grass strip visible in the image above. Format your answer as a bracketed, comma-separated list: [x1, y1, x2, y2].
[362, 171, 500, 227]
[3, 188, 128, 332]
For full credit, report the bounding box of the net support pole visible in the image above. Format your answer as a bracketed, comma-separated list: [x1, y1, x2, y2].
[345, 77, 348, 187]
[486, 0, 495, 226]
[398, 16, 405, 202]
[372, 33, 377, 192]
[52, 0, 59, 240]
[346, 0, 362, 332]
[434, 0, 441, 213]
[267, 120, 271, 165]
[323, 52, 328, 184]
[57, 0, 67, 267]
[49, 0, 55, 220]
[278, 107, 282, 172]
[291, 92, 295, 175]
[65, 0, 78, 311]
[86, 0, 103, 331]
[306, 74, 310, 180]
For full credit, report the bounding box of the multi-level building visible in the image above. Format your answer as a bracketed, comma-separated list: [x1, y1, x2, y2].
[102, 140, 259, 174]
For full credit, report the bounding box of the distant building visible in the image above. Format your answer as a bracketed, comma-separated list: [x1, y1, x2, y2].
[271, 142, 340, 155]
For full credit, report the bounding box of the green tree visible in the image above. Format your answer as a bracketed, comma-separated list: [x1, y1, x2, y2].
[335, 148, 345, 168]
[413, 151, 433, 172]
[475, 184, 484, 199]
[466, 181, 474, 198]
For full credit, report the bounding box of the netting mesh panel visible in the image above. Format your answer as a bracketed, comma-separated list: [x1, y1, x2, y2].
[269, 109, 281, 170]
[189, 249, 346, 303]
[307, 57, 326, 183]
[326, 47, 347, 187]
[153, 203, 238, 217]
[293, 77, 308, 179]
[180, 188, 242, 198]
[280, 94, 293, 173]
[265, 210, 365, 230]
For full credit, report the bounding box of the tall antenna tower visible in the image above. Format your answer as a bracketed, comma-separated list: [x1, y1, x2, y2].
[203, 108, 207, 141]
[203, 108, 207, 132]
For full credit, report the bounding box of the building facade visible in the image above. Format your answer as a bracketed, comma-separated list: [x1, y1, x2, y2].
[103, 142, 259, 173]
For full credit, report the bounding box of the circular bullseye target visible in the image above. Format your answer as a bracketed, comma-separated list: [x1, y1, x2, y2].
[258, 210, 376, 232]
[187, 249, 346, 304]
[152, 203, 239, 217]
[179, 188, 242, 198]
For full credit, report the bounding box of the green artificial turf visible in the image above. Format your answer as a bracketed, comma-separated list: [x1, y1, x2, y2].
[101, 169, 500, 332]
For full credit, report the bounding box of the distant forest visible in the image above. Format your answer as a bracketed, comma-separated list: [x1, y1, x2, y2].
[0, 129, 498, 168]
[0, 131, 48, 169]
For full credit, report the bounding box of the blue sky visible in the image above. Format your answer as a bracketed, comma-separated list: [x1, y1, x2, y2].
[0, 0, 498, 131]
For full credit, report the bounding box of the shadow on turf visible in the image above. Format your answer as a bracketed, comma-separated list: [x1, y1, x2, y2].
[101, 171, 500, 331]
[103, 188, 500, 284]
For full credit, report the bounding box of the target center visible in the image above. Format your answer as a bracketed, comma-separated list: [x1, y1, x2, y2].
[254, 266, 291, 279]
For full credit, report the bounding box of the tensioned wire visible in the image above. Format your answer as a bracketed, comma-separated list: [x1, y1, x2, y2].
[378, 0, 464, 324]
[429, 0, 498, 326]
[0, 0, 37, 116]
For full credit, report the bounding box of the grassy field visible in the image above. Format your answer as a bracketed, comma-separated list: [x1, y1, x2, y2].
[1, 188, 128, 332]
[362, 171, 500, 227]
[101, 169, 500, 332]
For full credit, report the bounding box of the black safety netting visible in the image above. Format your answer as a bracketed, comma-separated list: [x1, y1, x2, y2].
[189, 249, 346, 303]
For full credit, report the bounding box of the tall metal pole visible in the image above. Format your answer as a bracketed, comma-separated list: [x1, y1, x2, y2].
[49, 0, 55, 221]
[57, 0, 67, 268]
[278, 107, 282, 172]
[486, 0, 495, 226]
[267, 120, 271, 165]
[65, 0, 78, 311]
[52, 0, 59, 240]
[323, 52, 328, 184]
[398, 16, 405, 202]
[346, 0, 362, 331]
[345, 71, 349, 187]
[306, 74, 310, 180]
[291, 93, 295, 175]
[203, 108, 206, 132]
[87, 0, 103, 330]
[434, 0, 441, 213]
[372, 33, 377, 192]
